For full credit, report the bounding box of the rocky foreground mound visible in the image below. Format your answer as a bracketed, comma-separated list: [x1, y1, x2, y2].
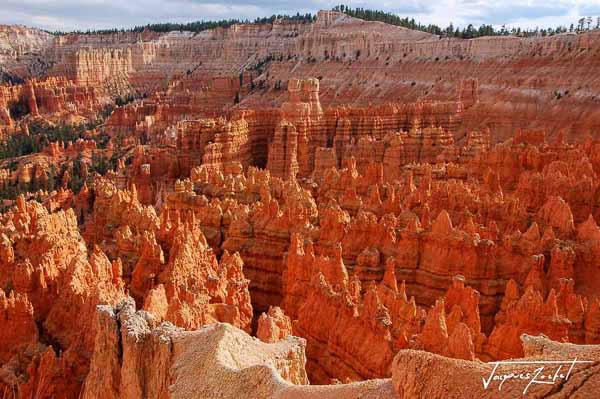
[81, 299, 599, 399]
[393, 335, 600, 398]
[82, 298, 393, 399]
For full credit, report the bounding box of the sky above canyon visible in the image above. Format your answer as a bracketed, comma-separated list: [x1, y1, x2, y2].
[1, 0, 599, 32]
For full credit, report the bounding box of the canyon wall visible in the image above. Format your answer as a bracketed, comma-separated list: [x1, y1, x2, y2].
[2, 11, 600, 141]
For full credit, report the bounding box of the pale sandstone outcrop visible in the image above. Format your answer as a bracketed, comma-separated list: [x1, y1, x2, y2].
[82, 299, 396, 399]
[393, 334, 600, 398]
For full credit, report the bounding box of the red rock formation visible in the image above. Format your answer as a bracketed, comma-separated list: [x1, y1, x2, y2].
[487, 283, 571, 359]
[0, 290, 38, 364]
[293, 271, 396, 383]
[0, 77, 108, 132]
[0, 197, 126, 398]
[267, 121, 300, 180]
[537, 196, 575, 236]
[0, 185, 256, 397]
[257, 306, 293, 343]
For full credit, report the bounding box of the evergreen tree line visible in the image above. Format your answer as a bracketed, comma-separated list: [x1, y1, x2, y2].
[51, 13, 315, 35]
[333, 4, 600, 38]
[0, 68, 25, 85]
[0, 121, 105, 160]
[48, 6, 600, 39]
[65, 152, 119, 193]
[115, 92, 147, 107]
[0, 151, 119, 201]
